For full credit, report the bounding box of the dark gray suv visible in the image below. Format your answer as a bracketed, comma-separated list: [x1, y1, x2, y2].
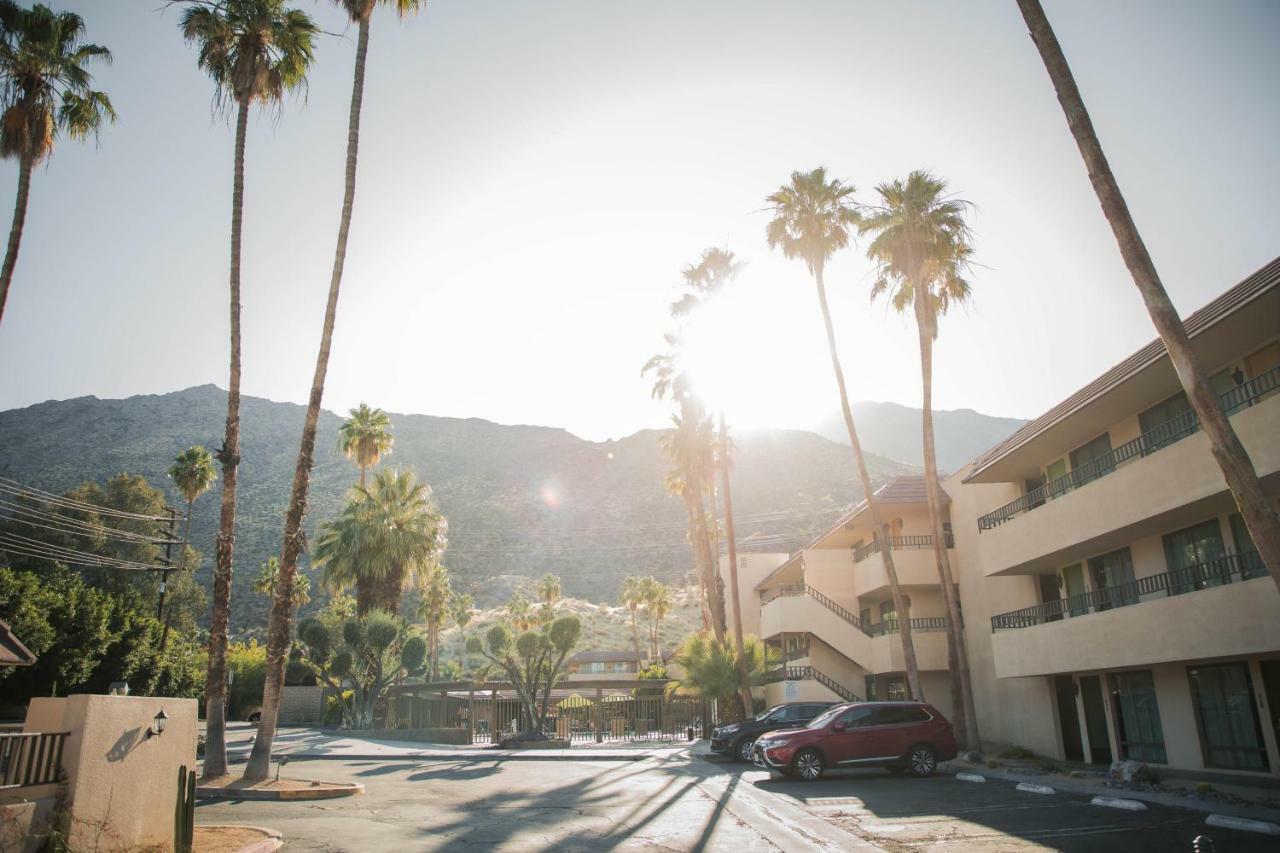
[709, 701, 837, 762]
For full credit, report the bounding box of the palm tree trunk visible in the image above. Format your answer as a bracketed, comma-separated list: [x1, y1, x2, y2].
[811, 263, 923, 699]
[204, 98, 249, 779]
[1017, 0, 1280, 591]
[0, 151, 33, 328]
[629, 608, 643, 662]
[681, 489, 715, 634]
[244, 17, 371, 782]
[691, 483, 727, 643]
[915, 297, 979, 750]
[719, 411, 754, 716]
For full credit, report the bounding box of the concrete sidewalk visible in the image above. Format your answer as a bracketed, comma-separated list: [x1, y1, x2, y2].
[221, 727, 701, 764]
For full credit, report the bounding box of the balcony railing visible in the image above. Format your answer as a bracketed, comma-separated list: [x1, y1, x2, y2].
[761, 583, 865, 633]
[990, 552, 1266, 631]
[1, 731, 68, 789]
[780, 640, 811, 662]
[852, 532, 955, 564]
[978, 365, 1280, 531]
[866, 616, 950, 636]
[760, 665, 863, 703]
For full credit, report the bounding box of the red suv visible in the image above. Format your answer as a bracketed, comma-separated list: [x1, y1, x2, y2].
[752, 701, 956, 781]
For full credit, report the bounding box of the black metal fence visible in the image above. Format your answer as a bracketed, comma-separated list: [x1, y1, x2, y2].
[852, 532, 955, 563]
[978, 366, 1280, 530]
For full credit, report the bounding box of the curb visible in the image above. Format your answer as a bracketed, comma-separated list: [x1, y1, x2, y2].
[194, 825, 283, 853]
[955, 772, 986, 783]
[1016, 782, 1056, 795]
[1091, 795, 1147, 811]
[942, 763, 1280, 824]
[1205, 814, 1280, 836]
[196, 780, 364, 801]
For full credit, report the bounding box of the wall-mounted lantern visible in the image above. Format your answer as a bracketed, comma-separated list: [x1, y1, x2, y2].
[148, 709, 169, 738]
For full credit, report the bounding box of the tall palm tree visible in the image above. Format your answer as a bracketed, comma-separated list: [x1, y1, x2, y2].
[164, 445, 218, 648]
[246, 0, 426, 782]
[417, 563, 452, 681]
[312, 468, 447, 616]
[766, 167, 922, 700]
[339, 403, 393, 488]
[619, 575, 647, 663]
[642, 577, 671, 660]
[1015, 0, 1280, 590]
[0, 2, 115, 328]
[861, 170, 979, 748]
[180, 0, 316, 779]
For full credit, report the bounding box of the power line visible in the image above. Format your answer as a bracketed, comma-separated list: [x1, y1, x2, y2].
[0, 497, 180, 545]
[0, 531, 162, 571]
[0, 477, 174, 522]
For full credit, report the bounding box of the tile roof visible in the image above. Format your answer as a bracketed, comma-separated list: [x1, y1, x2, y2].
[569, 650, 647, 664]
[0, 618, 36, 667]
[964, 255, 1280, 482]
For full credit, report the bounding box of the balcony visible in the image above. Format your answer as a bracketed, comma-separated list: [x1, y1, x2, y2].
[978, 366, 1279, 531]
[853, 533, 954, 563]
[759, 584, 871, 669]
[853, 544, 952, 598]
[988, 553, 1280, 678]
[868, 619, 950, 672]
[973, 373, 1280, 576]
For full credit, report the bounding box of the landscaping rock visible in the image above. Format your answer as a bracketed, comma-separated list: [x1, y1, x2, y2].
[1109, 759, 1149, 783]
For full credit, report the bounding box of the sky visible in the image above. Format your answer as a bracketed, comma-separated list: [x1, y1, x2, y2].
[0, 0, 1277, 441]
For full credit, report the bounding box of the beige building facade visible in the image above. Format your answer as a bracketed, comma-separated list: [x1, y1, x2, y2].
[749, 256, 1280, 779]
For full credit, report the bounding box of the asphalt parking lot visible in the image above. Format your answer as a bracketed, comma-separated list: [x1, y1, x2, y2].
[196, 746, 1277, 851]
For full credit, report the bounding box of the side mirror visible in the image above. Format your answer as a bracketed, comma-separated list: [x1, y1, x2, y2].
[832, 722, 847, 733]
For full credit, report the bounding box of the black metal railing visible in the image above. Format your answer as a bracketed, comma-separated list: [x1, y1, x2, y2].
[0, 731, 68, 789]
[978, 366, 1280, 531]
[866, 616, 950, 636]
[761, 583, 865, 632]
[990, 552, 1267, 631]
[852, 532, 955, 564]
[760, 665, 864, 703]
[781, 641, 811, 662]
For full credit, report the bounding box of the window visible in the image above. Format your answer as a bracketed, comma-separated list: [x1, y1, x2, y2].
[1070, 433, 1115, 486]
[1228, 514, 1265, 579]
[1088, 548, 1136, 610]
[838, 706, 875, 728]
[1108, 670, 1167, 763]
[865, 706, 908, 726]
[879, 600, 896, 626]
[865, 676, 878, 701]
[1163, 519, 1227, 593]
[900, 707, 932, 723]
[1045, 458, 1069, 499]
[1139, 392, 1195, 453]
[886, 678, 907, 701]
[783, 705, 808, 722]
[1188, 663, 1269, 771]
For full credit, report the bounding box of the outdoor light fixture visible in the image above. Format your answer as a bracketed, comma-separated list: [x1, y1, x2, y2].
[149, 709, 168, 738]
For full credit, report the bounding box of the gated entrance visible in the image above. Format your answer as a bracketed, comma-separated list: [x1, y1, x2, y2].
[384, 679, 710, 745]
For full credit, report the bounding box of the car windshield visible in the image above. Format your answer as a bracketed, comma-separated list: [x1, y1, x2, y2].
[806, 705, 849, 729]
[755, 705, 783, 722]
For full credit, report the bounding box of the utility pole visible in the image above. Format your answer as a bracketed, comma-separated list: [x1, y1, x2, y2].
[156, 507, 179, 650]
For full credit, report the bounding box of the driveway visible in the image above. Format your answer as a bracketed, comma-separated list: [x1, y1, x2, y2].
[196, 750, 1275, 851]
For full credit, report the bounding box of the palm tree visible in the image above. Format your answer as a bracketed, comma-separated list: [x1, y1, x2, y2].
[163, 445, 218, 648]
[642, 577, 671, 660]
[506, 592, 534, 633]
[535, 573, 562, 609]
[860, 170, 979, 748]
[246, 0, 424, 782]
[0, 2, 115, 328]
[180, 0, 316, 779]
[452, 592, 473, 671]
[312, 468, 447, 616]
[766, 167, 923, 700]
[339, 403, 393, 488]
[1015, 0, 1280, 590]
[416, 563, 452, 681]
[619, 575, 646, 663]
[668, 631, 776, 722]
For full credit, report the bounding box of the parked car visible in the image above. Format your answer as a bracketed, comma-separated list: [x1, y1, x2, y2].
[710, 701, 837, 762]
[752, 701, 956, 781]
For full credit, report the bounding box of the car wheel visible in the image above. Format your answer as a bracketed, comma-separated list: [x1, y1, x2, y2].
[905, 743, 937, 777]
[737, 738, 755, 763]
[792, 748, 824, 782]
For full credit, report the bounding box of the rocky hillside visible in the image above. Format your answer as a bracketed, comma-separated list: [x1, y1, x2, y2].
[0, 385, 927, 634]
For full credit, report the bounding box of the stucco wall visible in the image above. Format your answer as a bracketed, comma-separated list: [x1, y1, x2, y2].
[25, 694, 197, 852]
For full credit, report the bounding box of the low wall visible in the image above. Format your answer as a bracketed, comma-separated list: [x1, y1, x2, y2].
[358, 728, 471, 745]
[280, 686, 326, 725]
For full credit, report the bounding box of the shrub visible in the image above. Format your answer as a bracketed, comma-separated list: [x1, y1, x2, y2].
[997, 746, 1037, 760]
[1195, 782, 1214, 794]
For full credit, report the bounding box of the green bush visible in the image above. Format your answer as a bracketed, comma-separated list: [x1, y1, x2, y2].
[1195, 782, 1214, 794]
[325, 690, 354, 725]
[997, 746, 1037, 760]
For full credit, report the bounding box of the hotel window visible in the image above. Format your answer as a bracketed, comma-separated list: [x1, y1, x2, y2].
[1163, 519, 1227, 593]
[1228, 513, 1266, 579]
[1069, 433, 1115, 486]
[1088, 548, 1136, 610]
[886, 678, 907, 701]
[1188, 663, 1269, 771]
[1139, 392, 1194, 453]
[1108, 670, 1167, 764]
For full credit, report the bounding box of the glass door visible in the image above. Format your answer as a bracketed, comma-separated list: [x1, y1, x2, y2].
[1139, 392, 1194, 453]
[1062, 564, 1087, 617]
[1079, 675, 1112, 764]
[1108, 670, 1167, 764]
[1046, 458, 1069, 499]
[1070, 433, 1115, 487]
[1188, 663, 1269, 771]
[1163, 519, 1227, 593]
[1088, 548, 1136, 610]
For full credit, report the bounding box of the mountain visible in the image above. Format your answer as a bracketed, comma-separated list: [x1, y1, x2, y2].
[815, 401, 1027, 473]
[0, 386, 919, 634]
